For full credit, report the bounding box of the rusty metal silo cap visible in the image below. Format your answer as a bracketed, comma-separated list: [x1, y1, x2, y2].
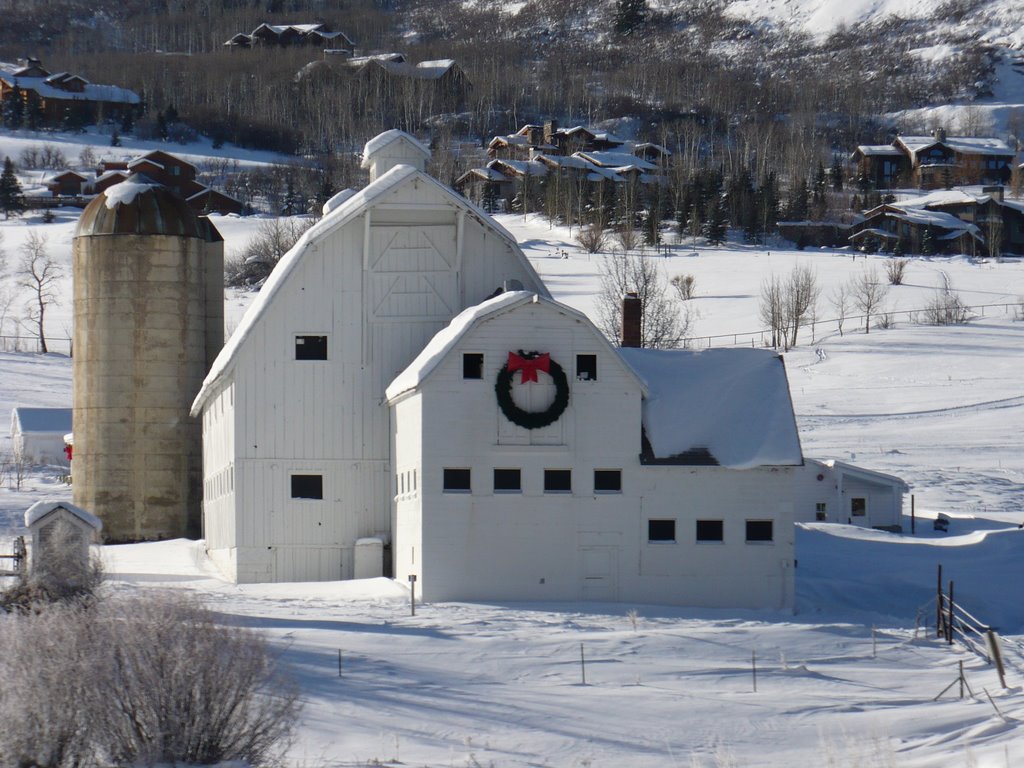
[76, 173, 204, 239]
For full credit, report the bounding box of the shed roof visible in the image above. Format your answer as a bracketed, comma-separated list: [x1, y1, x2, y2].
[11, 407, 72, 434]
[25, 500, 103, 531]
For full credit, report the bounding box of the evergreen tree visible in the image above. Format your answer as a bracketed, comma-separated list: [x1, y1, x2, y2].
[110, 130, 121, 147]
[2, 85, 24, 129]
[0, 157, 26, 219]
[757, 171, 780, 237]
[830, 154, 845, 191]
[281, 176, 304, 215]
[24, 90, 42, 131]
[786, 178, 809, 220]
[810, 162, 828, 221]
[614, 0, 648, 35]
[727, 168, 756, 235]
[120, 109, 135, 135]
[702, 193, 728, 245]
[921, 229, 935, 256]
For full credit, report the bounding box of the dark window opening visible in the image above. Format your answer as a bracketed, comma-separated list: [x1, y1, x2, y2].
[815, 502, 827, 521]
[295, 335, 328, 360]
[696, 519, 724, 542]
[594, 469, 622, 493]
[291, 474, 323, 499]
[746, 520, 774, 542]
[463, 353, 484, 379]
[576, 354, 597, 381]
[851, 498, 867, 517]
[493, 468, 521, 492]
[544, 469, 572, 493]
[648, 519, 676, 542]
[443, 468, 471, 492]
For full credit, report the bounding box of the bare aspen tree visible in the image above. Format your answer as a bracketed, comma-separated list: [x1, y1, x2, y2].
[598, 251, 688, 348]
[852, 267, 889, 333]
[785, 264, 819, 348]
[759, 274, 786, 349]
[17, 232, 62, 354]
[986, 214, 1003, 261]
[830, 282, 850, 336]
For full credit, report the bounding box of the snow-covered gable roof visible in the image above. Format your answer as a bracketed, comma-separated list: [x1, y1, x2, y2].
[574, 151, 658, 171]
[0, 63, 139, 104]
[489, 159, 548, 177]
[810, 459, 909, 491]
[633, 142, 671, 156]
[11, 407, 72, 434]
[25, 500, 102, 531]
[191, 163, 549, 415]
[618, 348, 803, 469]
[855, 144, 904, 157]
[896, 135, 1014, 160]
[361, 129, 431, 168]
[414, 60, 456, 78]
[385, 293, 645, 402]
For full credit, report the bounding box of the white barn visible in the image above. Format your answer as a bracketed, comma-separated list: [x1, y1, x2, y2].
[386, 293, 804, 610]
[10, 408, 73, 465]
[190, 131, 548, 583]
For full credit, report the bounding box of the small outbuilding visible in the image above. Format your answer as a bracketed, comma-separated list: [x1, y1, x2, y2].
[24, 500, 103, 573]
[10, 407, 73, 465]
[796, 459, 908, 531]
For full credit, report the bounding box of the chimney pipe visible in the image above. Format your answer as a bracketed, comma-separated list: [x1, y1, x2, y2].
[621, 293, 642, 348]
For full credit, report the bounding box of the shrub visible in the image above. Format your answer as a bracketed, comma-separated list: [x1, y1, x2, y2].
[0, 519, 103, 612]
[671, 273, 696, 301]
[885, 258, 908, 285]
[576, 224, 608, 254]
[924, 273, 970, 325]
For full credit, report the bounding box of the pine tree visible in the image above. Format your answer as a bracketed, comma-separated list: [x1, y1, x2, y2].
[702, 193, 728, 245]
[24, 90, 42, 131]
[830, 154, 845, 191]
[2, 85, 24, 130]
[786, 178, 809, 220]
[110, 130, 121, 147]
[0, 157, 26, 219]
[614, 0, 648, 35]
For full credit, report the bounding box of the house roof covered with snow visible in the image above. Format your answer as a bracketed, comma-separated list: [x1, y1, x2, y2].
[896, 135, 1015, 160]
[11, 407, 73, 434]
[192, 161, 549, 415]
[575, 151, 658, 171]
[25, 500, 102, 531]
[618, 347, 803, 469]
[0, 63, 139, 104]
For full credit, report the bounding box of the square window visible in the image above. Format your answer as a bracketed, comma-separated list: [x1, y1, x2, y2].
[851, 498, 867, 517]
[291, 474, 323, 499]
[463, 353, 484, 379]
[443, 468, 471, 493]
[594, 469, 622, 493]
[295, 335, 327, 360]
[696, 519, 723, 542]
[544, 469, 571, 493]
[648, 519, 676, 542]
[493, 468, 521, 492]
[746, 520, 774, 542]
[576, 354, 597, 381]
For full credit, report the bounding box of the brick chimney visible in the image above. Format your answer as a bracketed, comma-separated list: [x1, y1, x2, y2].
[621, 293, 642, 348]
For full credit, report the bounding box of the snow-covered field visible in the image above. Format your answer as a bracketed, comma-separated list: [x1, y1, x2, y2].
[2, 130, 1024, 764]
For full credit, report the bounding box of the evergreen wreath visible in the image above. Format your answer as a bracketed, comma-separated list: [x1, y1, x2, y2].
[495, 350, 570, 430]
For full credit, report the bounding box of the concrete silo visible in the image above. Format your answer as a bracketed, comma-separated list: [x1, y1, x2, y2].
[72, 174, 224, 541]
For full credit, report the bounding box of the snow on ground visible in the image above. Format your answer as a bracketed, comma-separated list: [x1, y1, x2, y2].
[3, 178, 1024, 765]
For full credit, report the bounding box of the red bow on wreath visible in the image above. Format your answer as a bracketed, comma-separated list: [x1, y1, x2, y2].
[507, 352, 550, 384]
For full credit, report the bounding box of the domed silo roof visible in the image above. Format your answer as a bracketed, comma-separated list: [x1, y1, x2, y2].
[76, 173, 204, 239]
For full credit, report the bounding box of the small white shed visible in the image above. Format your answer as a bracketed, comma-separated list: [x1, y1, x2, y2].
[24, 500, 103, 573]
[796, 459, 908, 530]
[10, 408, 73, 465]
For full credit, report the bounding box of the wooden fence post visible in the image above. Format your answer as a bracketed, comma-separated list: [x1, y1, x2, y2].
[936, 564, 943, 639]
[947, 580, 955, 645]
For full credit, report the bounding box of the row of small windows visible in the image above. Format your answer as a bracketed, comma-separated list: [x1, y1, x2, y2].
[444, 468, 622, 494]
[464, 353, 598, 381]
[647, 519, 774, 544]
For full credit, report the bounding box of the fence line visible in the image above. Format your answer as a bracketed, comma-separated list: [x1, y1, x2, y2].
[0, 334, 72, 356]
[683, 301, 1022, 349]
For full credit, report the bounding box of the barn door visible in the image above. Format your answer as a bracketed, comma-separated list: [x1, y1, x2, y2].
[367, 225, 458, 321]
[579, 546, 619, 602]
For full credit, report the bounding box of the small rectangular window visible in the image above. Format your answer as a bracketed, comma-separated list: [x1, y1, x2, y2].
[291, 474, 323, 499]
[544, 469, 571, 493]
[851, 498, 867, 517]
[463, 353, 484, 379]
[696, 519, 723, 542]
[443, 468, 471, 493]
[815, 502, 827, 522]
[648, 519, 676, 542]
[576, 354, 597, 381]
[493, 468, 521, 492]
[746, 520, 774, 542]
[295, 335, 328, 360]
[594, 469, 622, 493]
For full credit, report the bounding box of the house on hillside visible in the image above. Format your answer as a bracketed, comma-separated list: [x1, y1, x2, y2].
[120, 151, 242, 215]
[46, 170, 88, 197]
[190, 130, 549, 584]
[10, 407, 72, 465]
[0, 58, 139, 128]
[224, 23, 354, 52]
[386, 292, 803, 609]
[850, 128, 1016, 190]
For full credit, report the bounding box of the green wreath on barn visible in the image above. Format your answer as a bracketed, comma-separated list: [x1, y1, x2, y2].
[495, 350, 570, 430]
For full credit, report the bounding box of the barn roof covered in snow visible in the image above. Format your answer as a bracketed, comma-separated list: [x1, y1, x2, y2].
[11, 407, 72, 434]
[619, 347, 803, 469]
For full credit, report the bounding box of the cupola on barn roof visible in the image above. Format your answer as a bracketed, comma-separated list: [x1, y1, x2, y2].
[75, 174, 218, 240]
[361, 129, 432, 181]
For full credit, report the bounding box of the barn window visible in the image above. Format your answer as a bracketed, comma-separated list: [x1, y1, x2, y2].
[543, 469, 571, 493]
[295, 335, 328, 360]
[463, 353, 484, 379]
[593, 469, 621, 493]
[443, 468, 471, 493]
[576, 354, 597, 381]
[745, 520, 774, 542]
[648, 519, 676, 542]
[851, 497, 867, 517]
[291, 474, 323, 499]
[493, 468, 521, 492]
[815, 502, 827, 521]
[696, 520, 723, 542]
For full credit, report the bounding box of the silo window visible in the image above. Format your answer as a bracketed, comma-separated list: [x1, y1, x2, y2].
[291, 474, 323, 499]
[295, 335, 328, 360]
